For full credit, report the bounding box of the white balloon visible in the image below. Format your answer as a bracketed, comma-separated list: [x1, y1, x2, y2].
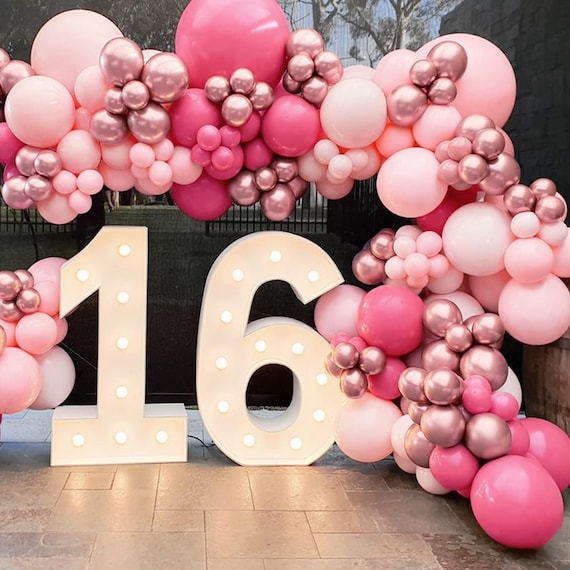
[416, 466, 451, 495]
[393, 451, 417, 474]
[30, 346, 76, 409]
[495, 366, 523, 407]
[390, 413, 414, 458]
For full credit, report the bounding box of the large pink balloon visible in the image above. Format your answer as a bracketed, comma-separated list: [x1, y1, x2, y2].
[37, 192, 78, 225]
[377, 147, 447, 217]
[175, 0, 290, 88]
[31, 9, 123, 95]
[470, 455, 563, 548]
[320, 78, 387, 149]
[442, 202, 514, 276]
[468, 270, 511, 313]
[28, 257, 66, 287]
[0, 347, 42, 414]
[30, 345, 76, 410]
[5, 76, 75, 148]
[498, 274, 570, 345]
[334, 392, 402, 462]
[314, 284, 366, 341]
[372, 49, 416, 97]
[416, 34, 516, 127]
[171, 173, 232, 221]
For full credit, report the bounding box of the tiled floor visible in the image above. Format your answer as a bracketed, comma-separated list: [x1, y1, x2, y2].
[0, 409, 568, 569]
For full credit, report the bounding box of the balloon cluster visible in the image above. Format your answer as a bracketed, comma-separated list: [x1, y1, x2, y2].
[436, 114, 521, 193]
[0, 48, 35, 122]
[191, 125, 243, 181]
[0, 258, 76, 415]
[387, 41, 467, 127]
[90, 38, 189, 145]
[282, 28, 343, 107]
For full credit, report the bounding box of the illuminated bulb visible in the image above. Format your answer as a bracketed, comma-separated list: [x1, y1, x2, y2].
[76, 269, 89, 282]
[290, 437, 303, 450]
[217, 400, 230, 413]
[215, 357, 228, 370]
[292, 342, 304, 355]
[220, 311, 233, 323]
[118, 244, 131, 257]
[255, 340, 267, 353]
[308, 270, 320, 283]
[115, 431, 128, 445]
[117, 291, 130, 304]
[316, 373, 329, 386]
[116, 337, 129, 350]
[313, 409, 326, 422]
[72, 434, 85, 447]
[232, 269, 245, 282]
[115, 386, 128, 399]
[243, 434, 255, 447]
[156, 431, 169, 444]
[269, 250, 282, 263]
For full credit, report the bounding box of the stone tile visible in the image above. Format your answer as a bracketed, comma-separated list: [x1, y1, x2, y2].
[347, 490, 469, 534]
[374, 459, 420, 491]
[206, 511, 318, 559]
[0, 443, 53, 472]
[306, 510, 364, 533]
[0, 558, 88, 569]
[313, 444, 378, 472]
[249, 472, 352, 510]
[0, 471, 68, 509]
[152, 510, 204, 532]
[0, 532, 94, 558]
[112, 464, 159, 489]
[207, 559, 264, 570]
[314, 532, 436, 561]
[0, 509, 52, 532]
[335, 470, 389, 492]
[540, 515, 570, 563]
[266, 560, 443, 570]
[89, 532, 205, 570]
[64, 472, 114, 490]
[47, 490, 155, 532]
[157, 464, 253, 510]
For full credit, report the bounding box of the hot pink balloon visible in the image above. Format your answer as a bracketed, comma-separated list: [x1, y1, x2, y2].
[0, 347, 42, 414]
[0, 123, 24, 164]
[429, 444, 479, 491]
[367, 356, 407, 400]
[314, 284, 366, 341]
[171, 173, 232, 221]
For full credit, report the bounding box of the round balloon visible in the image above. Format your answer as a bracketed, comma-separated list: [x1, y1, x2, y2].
[0, 347, 42, 414]
[30, 346, 76, 410]
[171, 173, 232, 221]
[314, 284, 366, 341]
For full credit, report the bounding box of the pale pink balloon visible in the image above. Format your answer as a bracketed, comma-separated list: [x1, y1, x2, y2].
[510, 211, 540, 239]
[52, 170, 78, 195]
[426, 291, 484, 321]
[297, 151, 327, 182]
[377, 147, 447, 218]
[28, 258, 66, 287]
[0, 347, 42, 414]
[442, 202, 514, 276]
[5, 76, 75, 147]
[498, 274, 570, 345]
[416, 33, 517, 127]
[427, 265, 464, 294]
[101, 137, 135, 170]
[32, 281, 59, 317]
[30, 345, 76, 410]
[54, 316, 69, 344]
[390, 413, 415, 458]
[135, 177, 171, 196]
[316, 178, 354, 200]
[15, 312, 58, 355]
[539, 221, 568, 247]
[31, 9, 123, 94]
[153, 138, 175, 162]
[504, 238, 554, 283]
[0, 319, 17, 347]
[73, 107, 92, 133]
[320, 78, 387, 149]
[77, 170, 104, 195]
[148, 161, 173, 187]
[327, 154, 353, 183]
[37, 191, 78, 224]
[394, 451, 419, 474]
[342, 65, 375, 81]
[130, 143, 156, 168]
[468, 270, 511, 313]
[168, 146, 203, 185]
[416, 466, 451, 495]
[372, 49, 417, 97]
[350, 146, 382, 181]
[99, 163, 136, 192]
[314, 139, 339, 165]
[314, 284, 365, 341]
[68, 190, 92, 214]
[57, 130, 102, 174]
[375, 124, 415, 158]
[74, 65, 110, 112]
[412, 105, 462, 151]
[551, 227, 570, 277]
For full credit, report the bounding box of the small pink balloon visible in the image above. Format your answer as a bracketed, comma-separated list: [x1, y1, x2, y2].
[148, 161, 173, 187]
[447, 137, 472, 161]
[387, 84, 427, 127]
[239, 112, 262, 143]
[52, 170, 78, 195]
[429, 444, 479, 491]
[314, 284, 366, 341]
[0, 347, 42, 413]
[77, 170, 104, 195]
[153, 138, 175, 161]
[141, 52, 189, 104]
[127, 103, 171, 144]
[68, 190, 92, 214]
[490, 391, 519, 421]
[33, 280, 59, 316]
[15, 312, 58, 355]
[211, 146, 235, 171]
[366, 356, 406, 400]
[99, 37, 144, 87]
[260, 183, 296, 221]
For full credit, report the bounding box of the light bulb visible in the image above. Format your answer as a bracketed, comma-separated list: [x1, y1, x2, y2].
[76, 269, 89, 282]
[115, 431, 127, 445]
[118, 244, 131, 257]
[269, 250, 282, 263]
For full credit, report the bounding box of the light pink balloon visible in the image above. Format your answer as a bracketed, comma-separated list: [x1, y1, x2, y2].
[416, 466, 451, 495]
[54, 317, 69, 344]
[551, 227, 570, 278]
[77, 170, 104, 195]
[375, 124, 415, 158]
[57, 130, 102, 174]
[31, 9, 123, 94]
[342, 65, 375, 81]
[316, 178, 354, 200]
[148, 161, 173, 187]
[351, 146, 382, 180]
[390, 413, 415, 458]
[101, 137, 135, 170]
[15, 312, 58, 355]
[314, 284, 366, 341]
[0, 347, 42, 414]
[416, 34, 516, 127]
[169, 146, 203, 185]
[5, 76, 75, 147]
[412, 105, 462, 151]
[320, 78, 387, 149]
[372, 49, 416, 97]
[498, 274, 570, 345]
[427, 264, 464, 294]
[34, 281, 60, 316]
[37, 191, 78, 224]
[99, 163, 136, 191]
[30, 346, 76, 410]
[52, 170, 78, 195]
[68, 190, 92, 214]
[28, 257, 66, 286]
[74, 65, 110, 112]
[130, 143, 155, 168]
[0, 319, 17, 347]
[297, 151, 327, 182]
[377, 147, 447, 217]
[504, 238, 554, 283]
[468, 270, 511, 313]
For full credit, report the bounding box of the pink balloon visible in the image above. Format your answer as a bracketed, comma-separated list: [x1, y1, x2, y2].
[101, 137, 135, 170]
[169, 89, 223, 148]
[28, 257, 66, 286]
[521, 417, 570, 491]
[470, 455, 563, 548]
[504, 237, 554, 283]
[416, 466, 451, 495]
[490, 391, 520, 421]
[53, 317, 69, 345]
[342, 65, 375, 81]
[175, 0, 290, 88]
[416, 34, 516, 127]
[377, 147, 447, 218]
[30, 345, 76, 410]
[334, 392, 402, 462]
[0, 347, 42, 414]
[168, 146, 203, 185]
[261, 95, 320, 157]
[171, 173, 232, 221]
[37, 191, 78, 225]
[551, 227, 570, 277]
[5, 76, 75, 147]
[320, 78, 387, 149]
[351, 146, 382, 180]
[372, 49, 416, 97]
[468, 270, 511, 313]
[0, 319, 17, 347]
[412, 105, 462, 151]
[68, 190, 92, 214]
[57, 130, 102, 173]
[52, 170, 78, 195]
[30, 9, 123, 94]
[134, 177, 170, 196]
[99, 163, 136, 192]
[316, 178, 354, 200]
[148, 161, 173, 187]
[358, 285, 424, 356]
[417, 187, 478, 235]
[429, 444, 479, 491]
[498, 274, 570, 345]
[367, 356, 407, 400]
[375, 124, 415, 158]
[33, 281, 60, 316]
[243, 138, 274, 171]
[74, 65, 110, 112]
[15, 312, 58, 355]
[508, 418, 530, 456]
[314, 284, 365, 341]
[0, 123, 24, 164]
[426, 291, 483, 321]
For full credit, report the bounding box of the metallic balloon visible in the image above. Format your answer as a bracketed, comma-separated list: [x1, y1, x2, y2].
[370, 231, 395, 260]
[127, 102, 171, 144]
[408, 401, 431, 424]
[340, 368, 368, 399]
[332, 342, 360, 369]
[205, 75, 232, 103]
[14, 269, 34, 290]
[1, 176, 34, 210]
[398, 367, 428, 403]
[121, 80, 150, 111]
[457, 153, 489, 185]
[24, 174, 53, 202]
[260, 183, 296, 221]
[530, 178, 557, 200]
[228, 170, 260, 206]
[99, 37, 144, 87]
[15, 287, 41, 313]
[254, 166, 278, 191]
[287, 53, 315, 83]
[34, 150, 62, 178]
[478, 153, 521, 196]
[427, 41, 468, 81]
[456, 114, 495, 141]
[0, 270, 22, 301]
[503, 184, 536, 215]
[421, 404, 466, 448]
[427, 77, 457, 105]
[404, 424, 435, 468]
[105, 86, 127, 115]
[249, 82, 274, 111]
[0, 299, 23, 321]
[230, 68, 256, 95]
[15, 146, 41, 177]
[271, 158, 298, 183]
[352, 250, 386, 286]
[314, 51, 343, 85]
[0, 60, 35, 94]
[358, 346, 386, 375]
[460, 346, 508, 391]
[423, 368, 464, 405]
[288, 176, 309, 199]
[90, 109, 129, 144]
[400, 396, 411, 414]
[444, 323, 473, 353]
[422, 340, 461, 372]
[535, 195, 566, 223]
[222, 94, 253, 128]
[0, 324, 6, 353]
[282, 72, 302, 94]
[286, 28, 325, 59]
[471, 128, 505, 160]
[447, 136, 472, 161]
[470, 314, 505, 346]
[141, 52, 189, 103]
[422, 299, 463, 337]
[438, 159, 461, 186]
[409, 59, 437, 88]
[301, 76, 328, 106]
[325, 353, 342, 377]
[464, 412, 512, 459]
[387, 84, 427, 127]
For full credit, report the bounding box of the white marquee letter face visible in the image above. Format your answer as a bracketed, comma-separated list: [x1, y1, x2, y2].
[197, 231, 344, 465]
[51, 227, 187, 466]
